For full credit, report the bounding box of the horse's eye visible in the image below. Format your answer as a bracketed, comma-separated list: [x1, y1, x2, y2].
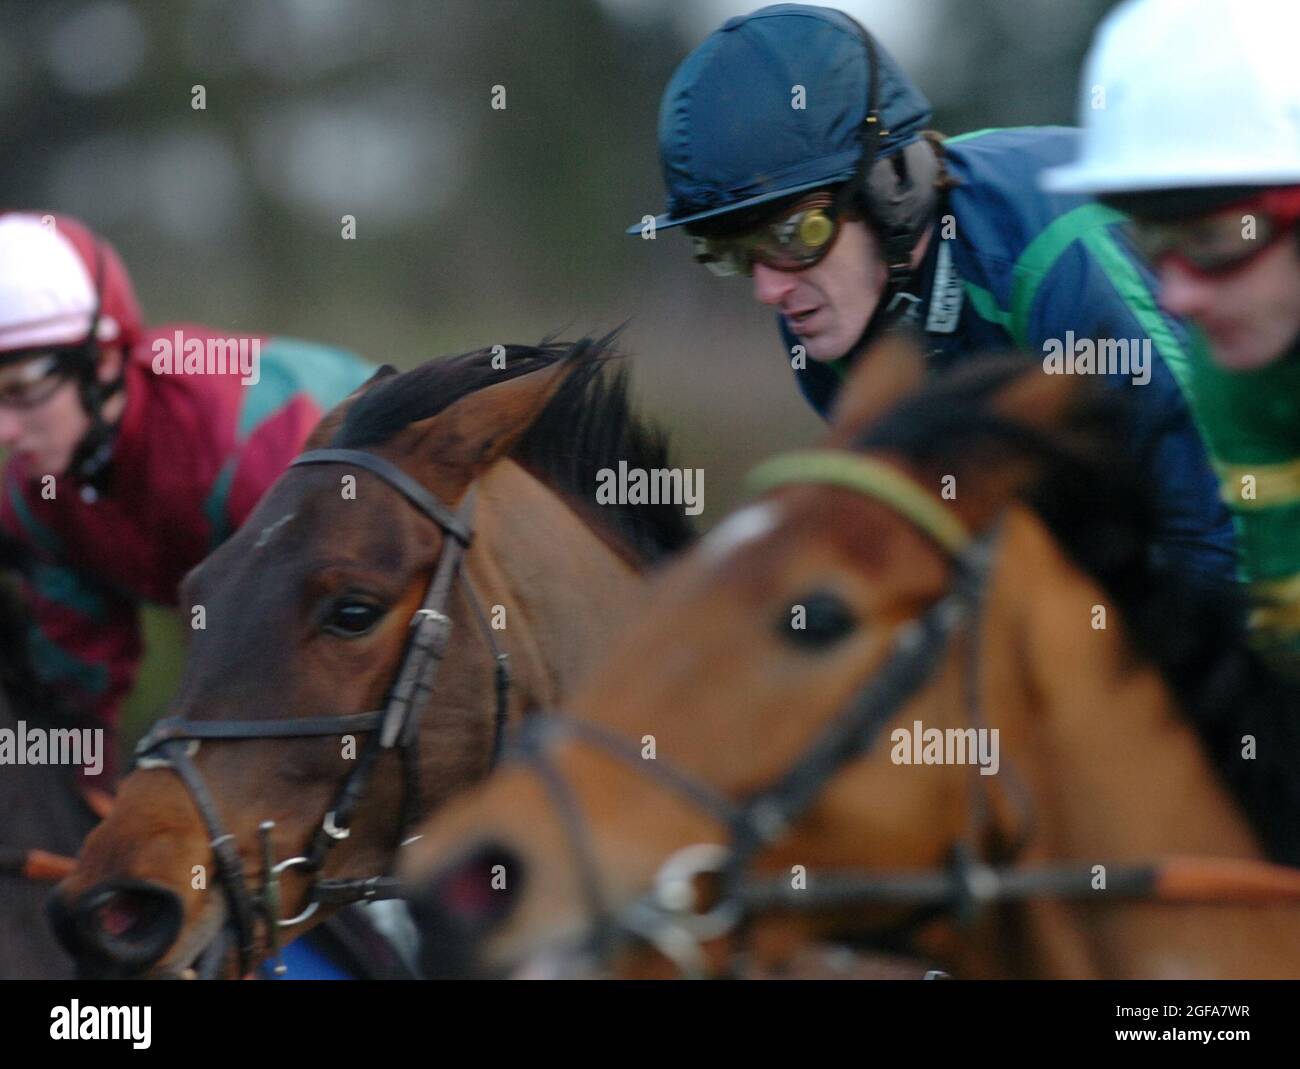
[323, 598, 386, 637]
[778, 590, 858, 649]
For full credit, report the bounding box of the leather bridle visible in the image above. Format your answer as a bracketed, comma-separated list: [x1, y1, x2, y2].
[133, 447, 512, 977]
[491, 449, 1300, 978]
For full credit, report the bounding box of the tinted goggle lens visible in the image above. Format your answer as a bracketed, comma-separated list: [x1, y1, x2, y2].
[691, 197, 839, 277]
[1127, 211, 1282, 276]
[0, 353, 73, 409]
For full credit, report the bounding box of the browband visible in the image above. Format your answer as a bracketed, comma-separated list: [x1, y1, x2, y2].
[292, 448, 472, 544]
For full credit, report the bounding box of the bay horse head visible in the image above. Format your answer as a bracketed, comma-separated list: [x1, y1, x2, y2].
[49, 337, 693, 978]
[402, 335, 1300, 979]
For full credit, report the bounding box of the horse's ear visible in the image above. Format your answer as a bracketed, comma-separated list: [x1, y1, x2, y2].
[931, 360, 1092, 533]
[987, 358, 1085, 430]
[824, 332, 927, 446]
[304, 364, 400, 449]
[410, 359, 573, 482]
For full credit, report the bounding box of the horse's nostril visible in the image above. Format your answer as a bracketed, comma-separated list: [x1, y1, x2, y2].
[48, 880, 184, 977]
[439, 842, 522, 926]
[409, 841, 525, 978]
[88, 887, 172, 943]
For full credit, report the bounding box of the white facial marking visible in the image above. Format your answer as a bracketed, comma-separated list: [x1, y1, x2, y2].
[254, 512, 297, 549]
[699, 503, 781, 564]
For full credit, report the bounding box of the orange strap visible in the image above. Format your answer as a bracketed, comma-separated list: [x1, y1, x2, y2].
[1, 786, 114, 883]
[1153, 856, 1300, 904]
[81, 785, 114, 821]
[21, 848, 78, 882]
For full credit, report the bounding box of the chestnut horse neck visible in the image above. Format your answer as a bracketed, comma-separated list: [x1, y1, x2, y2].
[953, 507, 1300, 979]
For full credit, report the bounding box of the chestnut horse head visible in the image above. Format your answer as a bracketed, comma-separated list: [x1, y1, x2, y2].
[403, 336, 1300, 979]
[49, 337, 693, 978]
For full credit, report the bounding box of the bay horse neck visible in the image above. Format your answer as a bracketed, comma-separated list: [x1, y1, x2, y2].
[464, 458, 650, 712]
[948, 505, 1300, 979]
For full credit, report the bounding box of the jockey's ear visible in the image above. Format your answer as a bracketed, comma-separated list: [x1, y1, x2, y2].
[824, 331, 927, 447]
[304, 365, 399, 449]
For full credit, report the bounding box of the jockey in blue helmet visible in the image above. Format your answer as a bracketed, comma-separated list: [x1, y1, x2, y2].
[628, 2, 1238, 586]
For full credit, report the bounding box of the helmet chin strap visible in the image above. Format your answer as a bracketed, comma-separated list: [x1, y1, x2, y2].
[829, 19, 941, 366]
[67, 366, 124, 492]
[839, 138, 946, 365]
[65, 240, 125, 495]
[841, 231, 925, 363]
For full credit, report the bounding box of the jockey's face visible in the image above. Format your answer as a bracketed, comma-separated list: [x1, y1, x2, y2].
[0, 347, 121, 478]
[750, 218, 934, 363]
[1154, 220, 1300, 371]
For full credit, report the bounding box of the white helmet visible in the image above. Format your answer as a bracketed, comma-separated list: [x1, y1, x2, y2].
[1043, 0, 1300, 195]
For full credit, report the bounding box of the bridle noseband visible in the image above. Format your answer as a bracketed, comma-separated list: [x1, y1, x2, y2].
[498, 449, 1300, 978]
[133, 447, 512, 976]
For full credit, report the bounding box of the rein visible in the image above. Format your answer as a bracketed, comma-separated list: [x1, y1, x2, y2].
[132, 447, 512, 976]
[501, 449, 1300, 977]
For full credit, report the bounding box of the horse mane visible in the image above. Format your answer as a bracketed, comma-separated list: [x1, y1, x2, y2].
[858, 356, 1300, 865]
[332, 333, 694, 564]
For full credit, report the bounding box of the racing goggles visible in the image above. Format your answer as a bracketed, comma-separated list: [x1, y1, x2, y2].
[1126, 187, 1300, 278]
[0, 352, 77, 410]
[690, 193, 841, 277]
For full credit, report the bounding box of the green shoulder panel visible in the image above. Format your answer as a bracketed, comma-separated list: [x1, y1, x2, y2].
[237, 337, 374, 442]
[204, 339, 374, 549]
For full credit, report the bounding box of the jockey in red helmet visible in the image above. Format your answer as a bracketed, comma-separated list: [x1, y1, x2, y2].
[0, 212, 376, 771]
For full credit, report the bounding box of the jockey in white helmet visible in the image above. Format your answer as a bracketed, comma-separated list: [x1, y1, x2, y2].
[1044, 0, 1300, 672]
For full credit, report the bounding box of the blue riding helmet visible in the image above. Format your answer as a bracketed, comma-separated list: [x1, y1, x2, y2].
[627, 3, 933, 234]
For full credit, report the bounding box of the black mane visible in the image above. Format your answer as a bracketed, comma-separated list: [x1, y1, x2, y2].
[333, 333, 693, 563]
[860, 356, 1300, 865]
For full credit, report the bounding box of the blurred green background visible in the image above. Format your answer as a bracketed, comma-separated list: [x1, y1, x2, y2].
[0, 0, 1117, 751]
